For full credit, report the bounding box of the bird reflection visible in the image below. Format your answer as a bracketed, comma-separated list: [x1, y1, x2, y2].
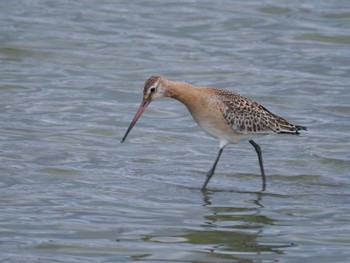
[186, 188, 293, 261]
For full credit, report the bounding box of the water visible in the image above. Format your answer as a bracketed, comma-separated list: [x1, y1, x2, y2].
[1, 0, 350, 262]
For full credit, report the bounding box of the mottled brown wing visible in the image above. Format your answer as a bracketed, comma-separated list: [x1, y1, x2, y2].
[220, 91, 302, 135]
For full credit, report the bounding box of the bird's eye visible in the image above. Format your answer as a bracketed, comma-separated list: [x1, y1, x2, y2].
[150, 87, 156, 93]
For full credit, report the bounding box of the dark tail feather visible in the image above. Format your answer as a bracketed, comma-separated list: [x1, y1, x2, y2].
[293, 125, 307, 135]
[296, 125, 307, 131]
[278, 124, 307, 135]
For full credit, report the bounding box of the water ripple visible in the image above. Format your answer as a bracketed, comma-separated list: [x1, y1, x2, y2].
[1, 0, 350, 262]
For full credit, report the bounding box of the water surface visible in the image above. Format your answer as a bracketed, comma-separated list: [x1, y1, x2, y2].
[1, 0, 350, 262]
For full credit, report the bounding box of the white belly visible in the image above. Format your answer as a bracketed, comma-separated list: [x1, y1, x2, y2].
[195, 117, 249, 145]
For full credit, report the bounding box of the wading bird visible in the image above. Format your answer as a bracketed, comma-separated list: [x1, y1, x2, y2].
[121, 76, 307, 190]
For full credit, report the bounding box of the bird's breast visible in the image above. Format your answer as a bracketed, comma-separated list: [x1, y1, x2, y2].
[188, 99, 243, 143]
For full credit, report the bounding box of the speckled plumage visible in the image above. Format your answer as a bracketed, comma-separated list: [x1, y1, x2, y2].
[122, 76, 307, 190]
[209, 88, 305, 135]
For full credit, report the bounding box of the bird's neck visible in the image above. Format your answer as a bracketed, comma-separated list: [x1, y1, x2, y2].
[164, 80, 202, 108]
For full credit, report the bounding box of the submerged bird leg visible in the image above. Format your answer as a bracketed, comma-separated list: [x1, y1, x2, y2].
[249, 140, 266, 189]
[202, 147, 225, 190]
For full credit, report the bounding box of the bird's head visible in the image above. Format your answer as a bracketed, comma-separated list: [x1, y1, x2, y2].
[121, 76, 166, 143]
[143, 75, 166, 101]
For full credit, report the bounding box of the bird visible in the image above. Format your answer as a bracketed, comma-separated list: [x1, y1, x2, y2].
[121, 76, 307, 190]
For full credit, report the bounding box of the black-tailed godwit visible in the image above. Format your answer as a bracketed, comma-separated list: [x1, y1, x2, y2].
[121, 76, 307, 190]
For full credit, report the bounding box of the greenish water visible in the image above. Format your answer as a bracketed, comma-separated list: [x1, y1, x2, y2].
[1, 0, 350, 262]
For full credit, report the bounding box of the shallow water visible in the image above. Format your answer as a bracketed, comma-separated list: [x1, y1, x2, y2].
[1, 0, 350, 262]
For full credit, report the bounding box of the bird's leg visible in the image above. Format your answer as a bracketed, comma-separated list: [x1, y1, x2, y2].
[202, 147, 224, 190]
[249, 140, 266, 188]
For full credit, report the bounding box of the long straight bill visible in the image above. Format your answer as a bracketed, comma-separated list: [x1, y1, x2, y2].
[121, 99, 151, 143]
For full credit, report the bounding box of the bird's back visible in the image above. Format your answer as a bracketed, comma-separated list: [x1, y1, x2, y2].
[208, 87, 306, 135]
